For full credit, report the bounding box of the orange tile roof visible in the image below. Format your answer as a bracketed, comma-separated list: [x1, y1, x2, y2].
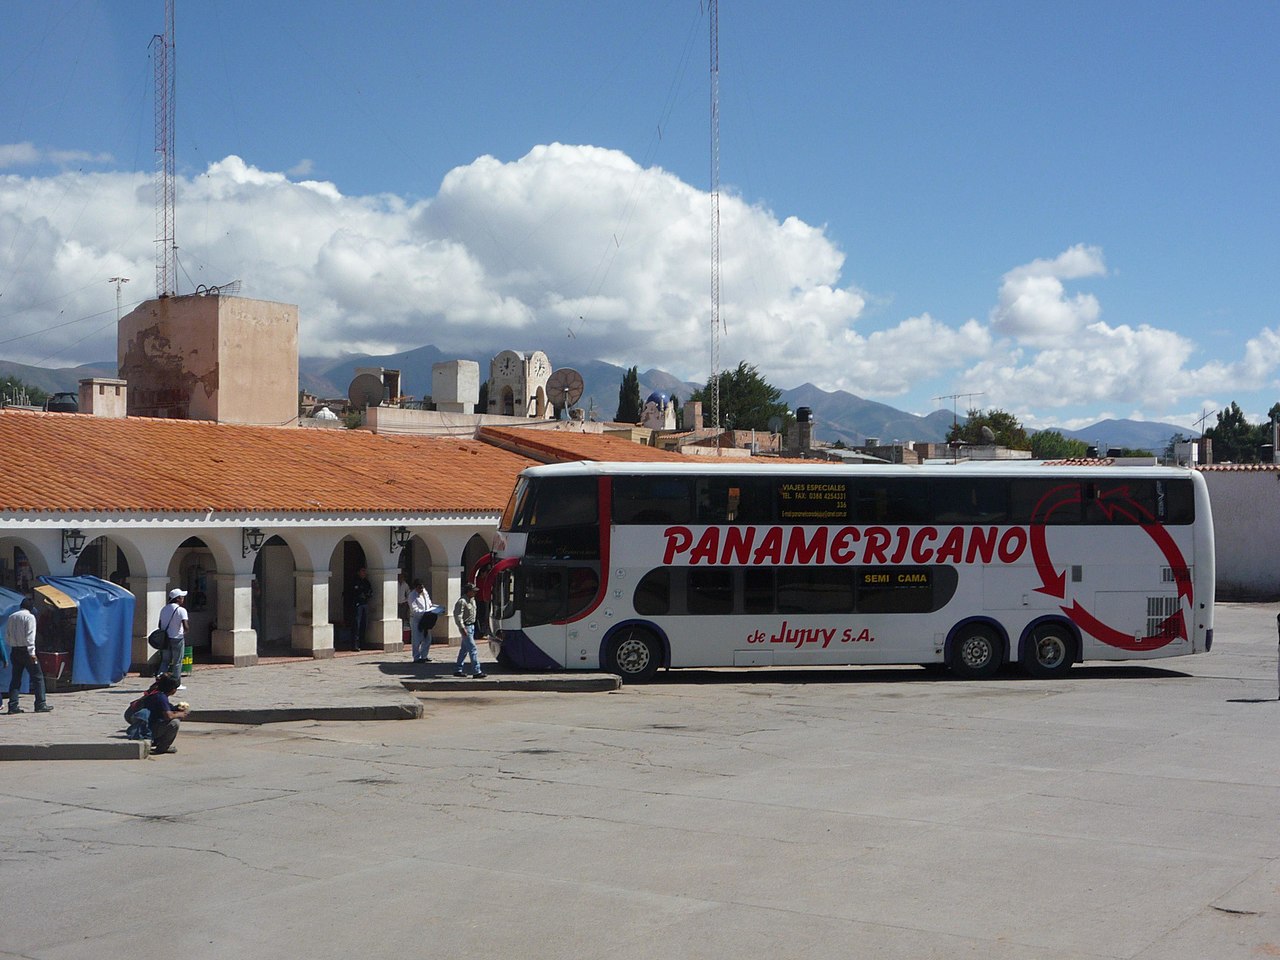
[476, 425, 690, 463]
[0, 410, 535, 515]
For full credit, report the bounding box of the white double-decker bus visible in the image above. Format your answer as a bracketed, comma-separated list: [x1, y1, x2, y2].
[485, 461, 1214, 681]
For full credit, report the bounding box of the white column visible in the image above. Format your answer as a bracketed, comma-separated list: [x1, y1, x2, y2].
[132, 575, 172, 671]
[442, 564, 465, 643]
[369, 564, 403, 651]
[291, 569, 334, 658]
[211, 572, 258, 667]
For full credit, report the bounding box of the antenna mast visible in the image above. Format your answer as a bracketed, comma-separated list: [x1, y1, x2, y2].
[709, 0, 722, 439]
[152, 0, 176, 297]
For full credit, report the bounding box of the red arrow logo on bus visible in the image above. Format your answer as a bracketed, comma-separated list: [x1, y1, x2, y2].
[1030, 481, 1194, 650]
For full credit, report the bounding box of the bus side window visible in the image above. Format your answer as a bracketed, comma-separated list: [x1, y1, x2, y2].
[634, 568, 671, 615]
[777, 567, 855, 615]
[743, 568, 774, 614]
[613, 477, 693, 524]
[530, 476, 598, 528]
[933, 478, 1010, 524]
[696, 478, 774, 523]
[1011, 480, 1083, 524]
[1159, 479, 1195, 524]
[854, 479, 929, 524]
[685, 568, 734, 615]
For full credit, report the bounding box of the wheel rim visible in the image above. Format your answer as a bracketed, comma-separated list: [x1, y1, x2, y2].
[615, 634, 652, 675]
[960, 634, 994, 669]
[1033, 631, 1068, 669]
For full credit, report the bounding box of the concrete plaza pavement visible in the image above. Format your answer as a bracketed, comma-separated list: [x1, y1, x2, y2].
[0, 641, 617, 759]
[2, 602, 1279, 959]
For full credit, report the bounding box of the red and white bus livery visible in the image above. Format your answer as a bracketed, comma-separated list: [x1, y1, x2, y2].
[485, 461, 1214, 681]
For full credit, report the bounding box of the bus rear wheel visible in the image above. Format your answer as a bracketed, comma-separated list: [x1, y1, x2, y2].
[949, 624, 1002, 680]
[606, 628, 661, 683]
[1021, 624, 1075, 679]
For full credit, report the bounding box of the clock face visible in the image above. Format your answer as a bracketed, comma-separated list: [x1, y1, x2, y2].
[532, 358, 548, 377]
[498, 356, 515, 376]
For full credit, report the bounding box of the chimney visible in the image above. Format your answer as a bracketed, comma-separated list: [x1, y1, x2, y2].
[797, 406, 813, 452]
[683, 401, 703, 432]
[78, 378, 128, 418]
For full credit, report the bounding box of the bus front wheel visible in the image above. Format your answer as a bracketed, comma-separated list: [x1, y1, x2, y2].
[948, 624, 1002, 680]
[1021, 624, 1075, 679]
[606, 628, 662, 683]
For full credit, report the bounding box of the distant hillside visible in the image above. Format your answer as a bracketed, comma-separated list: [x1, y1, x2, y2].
[0, 359, 117, 393]
[1055, 419, 1185, 455]
[780, 383, 956, 446]
[3, 348, 1186, 454]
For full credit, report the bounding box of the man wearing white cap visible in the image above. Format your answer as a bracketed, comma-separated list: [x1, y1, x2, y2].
[157, 588, 189, 690]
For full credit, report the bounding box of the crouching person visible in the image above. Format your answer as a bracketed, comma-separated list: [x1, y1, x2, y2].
[126, 673, 189, 755]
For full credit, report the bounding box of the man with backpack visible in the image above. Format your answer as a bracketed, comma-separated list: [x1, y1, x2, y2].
[157, 588, 189, 690]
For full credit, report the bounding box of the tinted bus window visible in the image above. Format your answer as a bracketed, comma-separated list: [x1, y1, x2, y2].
[743, 568, 774, 614]
[686, 568, 733, 615]
[1011, 479, 1082, 524]
[856, 566, 959, 614]
[932, 478, 1010, 524]
[1159, 479, 1195, 523]
[853, 478, 930, 524]
[526, 476, 598, 529]
[634, 568, 670, 615]
[613, 476, 693, 524]
[695, 477, 775, 523]
[777, 567, 855, 614]
[778, 479, 851, 522]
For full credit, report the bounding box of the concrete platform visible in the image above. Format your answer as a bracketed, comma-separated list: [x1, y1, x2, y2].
[0, 644, 615, 759]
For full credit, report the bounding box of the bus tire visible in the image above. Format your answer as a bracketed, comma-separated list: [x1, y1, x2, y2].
[1021, 624, 1075, 679]
[605, 627, 662, 683]
[948, 624, 1002, 680]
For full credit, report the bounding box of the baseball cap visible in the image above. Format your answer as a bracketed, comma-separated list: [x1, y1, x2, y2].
[168, 588, 188, 600]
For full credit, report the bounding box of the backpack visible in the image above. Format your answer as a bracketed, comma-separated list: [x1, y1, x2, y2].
[418, 611, 438, 635]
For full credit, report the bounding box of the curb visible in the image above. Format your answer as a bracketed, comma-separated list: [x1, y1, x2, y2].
[0, 741, 149, 761]
[186, 702, 425, 724]
[401, 674, 621, 693]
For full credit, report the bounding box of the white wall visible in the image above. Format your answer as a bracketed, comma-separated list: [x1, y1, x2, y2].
[1201, 469, 1280, 599]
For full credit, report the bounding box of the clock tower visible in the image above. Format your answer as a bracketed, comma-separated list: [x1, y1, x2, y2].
[487, 349, 553, 418]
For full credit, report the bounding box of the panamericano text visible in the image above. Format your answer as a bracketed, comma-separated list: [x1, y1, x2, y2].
[661, 524, 1029, 566]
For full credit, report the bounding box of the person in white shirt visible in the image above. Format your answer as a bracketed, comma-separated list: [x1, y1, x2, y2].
[157, 588, 190, 691]
[408, 579, 435, 663]
[6, 598, 51, 714]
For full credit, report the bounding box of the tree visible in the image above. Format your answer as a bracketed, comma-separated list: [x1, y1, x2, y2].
[1030, 430, 1088, 460]
[615, 366, 642, 423]
[0, 376, 48, 407]
[1205, 402, 1260, 463]
[946, 408, 1030, 449]
[689, 361, 792, 432]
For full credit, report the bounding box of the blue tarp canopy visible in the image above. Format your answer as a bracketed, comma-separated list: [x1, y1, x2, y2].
[37, 576, 135, 686]
[0, 585, 25, 689]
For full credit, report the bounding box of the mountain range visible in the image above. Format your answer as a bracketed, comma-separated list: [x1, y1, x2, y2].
[1, 348, 1186, 453]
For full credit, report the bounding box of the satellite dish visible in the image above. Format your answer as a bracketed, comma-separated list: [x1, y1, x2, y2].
[545, 367, 584, 413]
[348, 373, 387, 410]
[768, 415, 783, 434]
[980, 425, 996, 443]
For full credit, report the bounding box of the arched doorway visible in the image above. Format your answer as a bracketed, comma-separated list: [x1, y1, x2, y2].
[73, 535, 131, 588]
[252, 535, 297, 654]
[169, 537, 217, 660]
[329, 537, 369, 650]
[0, 539, 41, 594]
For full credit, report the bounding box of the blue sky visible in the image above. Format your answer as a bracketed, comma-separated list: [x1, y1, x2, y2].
[2, 0, 1278, 431]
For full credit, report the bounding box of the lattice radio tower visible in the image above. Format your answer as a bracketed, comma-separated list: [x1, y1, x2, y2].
[151, 0, 176, 297]
[709, 0, 722, 438]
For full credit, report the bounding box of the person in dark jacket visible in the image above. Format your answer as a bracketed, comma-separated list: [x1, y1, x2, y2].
[125, 673, 189, 754]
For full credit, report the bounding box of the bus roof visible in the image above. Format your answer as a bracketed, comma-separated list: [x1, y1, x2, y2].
[516, 460, 1196, 481]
